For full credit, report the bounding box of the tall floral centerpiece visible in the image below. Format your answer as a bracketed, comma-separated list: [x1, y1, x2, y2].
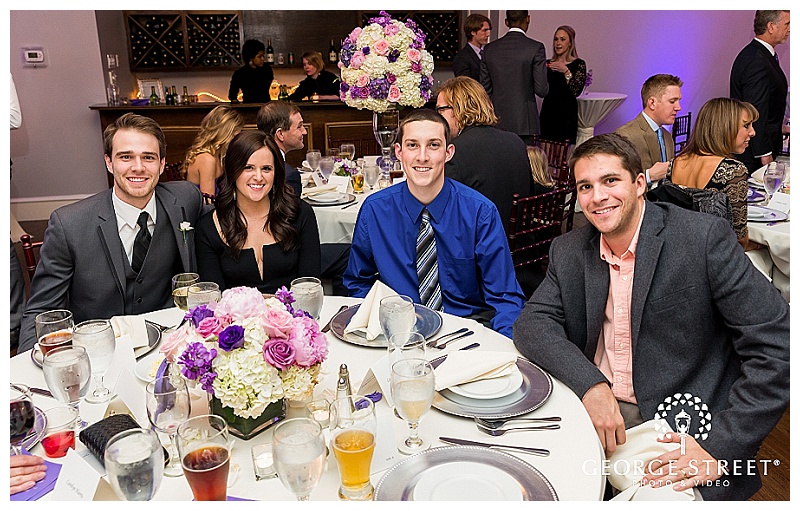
[339, 11, 434, 177]
[159, 286, 328, 439]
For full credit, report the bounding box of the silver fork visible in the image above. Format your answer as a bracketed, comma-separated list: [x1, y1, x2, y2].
[429, 330, 474, 349]
[425, 327, 468, 348]
[476, 423, 561, 436]
[474, 416, 561, 430]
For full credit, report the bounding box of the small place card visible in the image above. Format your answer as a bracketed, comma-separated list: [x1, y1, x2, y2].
[371, 411, 400, 473]
[359, 354, 394, 408]
[311, 170, 328, 186]
[113, 369, 148, 425]
[327, 175, 351, 194]
[767, 191, 790, 214]
[50, 448, 102, 501]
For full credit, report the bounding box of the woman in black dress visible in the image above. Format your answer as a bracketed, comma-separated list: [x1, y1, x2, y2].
[195, 131, 321, 294]
[288, 51, 341, 101]
[539, 26, 586, 144]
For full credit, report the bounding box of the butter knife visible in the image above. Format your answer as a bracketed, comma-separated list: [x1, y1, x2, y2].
[438, 436, 549, 457]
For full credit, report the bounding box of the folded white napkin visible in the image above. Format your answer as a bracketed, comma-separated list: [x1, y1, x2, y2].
[110, 315, 150, 349]
[752, 165, 766, 183]
[433, 351, 518, 391]
[301, 184, 337, 198]
[344, 280, 400, 340]
[609, 420, 696, 501]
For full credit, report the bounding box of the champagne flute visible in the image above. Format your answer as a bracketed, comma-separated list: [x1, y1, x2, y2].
[290, 277, 324, 319]
[146, 375, 191, 478]
[364, 164, 380, 191]
[340, 143, 356, 160]
[390, 358, 435, 454]
[186, 282, 221, 310]
[172, 272, 199, 311]
[42, 345, 91, 428]
[72, 319, 116, 403]
[329, 395, 377, 501]
[379, 295, 416, 340]
[306, 149, 321, 172]
[35, 309, 74, 356]
[272, 418, 327, 501]
[176, 414, 231, 501]
[10, 384, 36, 456]
[105, 428, 165, 501]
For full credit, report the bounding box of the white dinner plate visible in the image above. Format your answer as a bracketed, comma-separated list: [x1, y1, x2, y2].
[448, 366, 524, 400]
[306, 192, 347, 203]
[748, 177, 765, 190]
[748, 205, 788, 222]
[413, 461, 523, 501]
[135, 351, 166, 383]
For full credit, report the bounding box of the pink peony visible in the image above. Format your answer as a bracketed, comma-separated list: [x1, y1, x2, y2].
[349, 27, 362, 43]
[196, 317, 225, 339]
[374, 39, 390, 56]
[350, 51, 365, 69]
[215, 286, 266, 321]
[287, 315, 328, 367]
[160, 325, 191, 362]
[263, 338, 295, 371]
[261, 307, 295, 339]
[356, 74, 370, 88]
[406, 48, 421, 63]
[384, 24, 399, 36]
[387, 85, 402, 102]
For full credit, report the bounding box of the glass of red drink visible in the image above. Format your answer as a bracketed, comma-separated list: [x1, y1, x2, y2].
[11, 384, 36, 455]
[176, 414, 231, 501]
[42, 405, 78, 458]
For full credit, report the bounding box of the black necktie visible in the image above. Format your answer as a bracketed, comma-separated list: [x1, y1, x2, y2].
[131, 211, 151, 273]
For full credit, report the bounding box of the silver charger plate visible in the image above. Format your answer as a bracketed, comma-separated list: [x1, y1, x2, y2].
[21, 406, 47, 451]
[747, 205, 788, 223]
[374, 445, 558, 501]
[31, 320, 162, 368]
[431, 356, 552, 419]
[329, 303, 442, 348]
[304, 193, 356, 207]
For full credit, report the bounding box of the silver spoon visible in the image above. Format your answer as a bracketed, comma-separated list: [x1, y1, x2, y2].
[476, 423, 561, 436]
[474, 416, 561, 430]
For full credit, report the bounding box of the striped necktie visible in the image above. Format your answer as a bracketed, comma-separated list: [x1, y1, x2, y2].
[416, 209, 442, 311]
[656, 128, 667, 162]
[131, 211, 152, 273]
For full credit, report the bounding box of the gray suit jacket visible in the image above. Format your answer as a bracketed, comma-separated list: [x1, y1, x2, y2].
[513, 202, 789, 500]
[19, 182, 204, 352]
[615, 112, 675, 172]
[480, 31, 549, 137]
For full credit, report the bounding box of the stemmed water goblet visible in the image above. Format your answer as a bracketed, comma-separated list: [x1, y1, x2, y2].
[390, 358, 435, 454]
[35, 309, 74, 356]
[340, 143, 356, 160]
[72, 319, 116, 403]
[171, 272, 199, 311]
[272, 418, 327, 501]
[364, 164, 380, 191]
[146, 374, 191, 477]
[104, 428, 165, 501]
[379, 295, 416, 340]
[11, 384, 36, 455]
[763, 162, 785, 202]
[306, 149, 321, 172]
[42, 345, 91, 428]
[186, 282, 221, 310]
[290, 276, 324, 319]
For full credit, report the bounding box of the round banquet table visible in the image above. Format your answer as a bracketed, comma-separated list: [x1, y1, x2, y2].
[307, 187, 374, 244]
[10, 297, 605, 501]
[576, 92, 628, 146]
[747, 213, 790, 302]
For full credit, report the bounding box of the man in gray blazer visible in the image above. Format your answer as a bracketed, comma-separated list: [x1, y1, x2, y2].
[479, 10, 548, 145]
[514, 134, 789, 500]
[18, 113, 204, 352]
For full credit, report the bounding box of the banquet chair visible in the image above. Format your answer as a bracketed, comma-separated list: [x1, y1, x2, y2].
[672, 112, 691, 153]
[20, 234, 42, 281]
[163, 160, 184, 182]
[201, 193, 216, 205]
[531, 136, 570, 170]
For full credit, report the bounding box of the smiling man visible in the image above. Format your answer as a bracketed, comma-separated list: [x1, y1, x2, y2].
[513, 133, 789, 500]
[18, 113, 204, 352]
[343, 109, 525, 338]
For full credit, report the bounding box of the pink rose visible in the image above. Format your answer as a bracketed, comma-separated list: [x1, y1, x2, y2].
[356, 74, 370, 88]
[196, 317, 224, 339]
[349, 27, 362, 43]
[263, 338, 295, 371]
[261, 307, 294, 339]
[350, 51, 365, 69]
[387, 85, 402, 102]
[410, 62, 422, 73]
[215, 286, 266, 321]
[406, 48, 421, 63]
[160, 325, 191, 362]
[384, 24, 399, 37]
[374, 39, 390, 56]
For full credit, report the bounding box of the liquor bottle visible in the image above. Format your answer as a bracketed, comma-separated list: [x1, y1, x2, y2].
[328, 39, 337, 63]
[266, 38, 275, 64]
[149, 86, 159, 105]
[182, 86, 189, 104]
[277, 52, 285, 65]
[164, 87, 172, 105]
[171, 85, 177, 101]
[288, 52, 294, 65]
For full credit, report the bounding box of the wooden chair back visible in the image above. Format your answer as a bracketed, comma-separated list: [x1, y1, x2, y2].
[508, 187, 573, 269]
[20, 234, 43, 281]
[532, 136, 570, 170]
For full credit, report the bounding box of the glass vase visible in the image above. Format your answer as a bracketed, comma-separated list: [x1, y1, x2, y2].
[373, 108, 399, 181]
[209, 396, 286, 440]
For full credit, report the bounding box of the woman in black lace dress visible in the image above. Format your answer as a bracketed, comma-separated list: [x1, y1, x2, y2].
[539, 25, 586, 144]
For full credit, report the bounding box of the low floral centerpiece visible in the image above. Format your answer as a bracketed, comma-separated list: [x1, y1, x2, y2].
[338, 11, 434, 113]
[160, 286, 328, 439]
[333, 157, 358, 177]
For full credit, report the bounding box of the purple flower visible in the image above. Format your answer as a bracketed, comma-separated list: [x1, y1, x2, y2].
[340, 82, 350, 93]
[218, 325, 245, 351]
[198, 372, 216, 394]
[386, 72, 397, 84]
[263, 338, 296, 370]
[178, 341, 217, 384]
[275, 286, 297, 315]
[366, 391, 383, 403]
[387, 49, 400, 63]
[358, 87, 370, 99]
[186, 304, 215, 328]
[362, 46, 370, 55]
[410, 62, 422, 73]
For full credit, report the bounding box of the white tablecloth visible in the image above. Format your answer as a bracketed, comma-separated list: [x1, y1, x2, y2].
[748, 218, 790, 301]
[576, 92, 628, 146]
[12, 297, 605, 501]
[309, 188, 374, 244]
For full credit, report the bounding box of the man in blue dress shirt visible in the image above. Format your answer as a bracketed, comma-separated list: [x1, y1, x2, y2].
[344, 109, 525, 338]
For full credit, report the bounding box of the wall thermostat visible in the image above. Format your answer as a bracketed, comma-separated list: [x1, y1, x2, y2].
[22, 47, 47, 67]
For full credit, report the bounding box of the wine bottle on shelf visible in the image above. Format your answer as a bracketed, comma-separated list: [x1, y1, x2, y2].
[328, 39, 337, 63]
[149, 86, 159, 106]
[266, 38, 275, 64]
[182, 86, 189, 104]
[164, 87, 172, 105]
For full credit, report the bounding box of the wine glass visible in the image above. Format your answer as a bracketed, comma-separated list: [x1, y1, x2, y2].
[379, 295, 416, 340]
[146, 374, 191, 478]
[72, 319, 115, 404]
[340, 143, 356, 160]
[186, 282, 221, 310]
[390, 358, 435, 454]
[387, 332, 426, 366]
[764, 162, 785, 201]
[306, 150, 321, 172]
[272, 418, 327, 501]
[104, 428, 165, 501]
[319, 155, 335, 181]
[35, 309, 74, 356]
[176, 414, 231, 501]
[10, 384, 36, 455]
[172, 272, 199, 311]
[42, 345, 91, 428]
[290, 277, 324, 319]
[364, 164, 380, 191]
[329, 395, 377, 501]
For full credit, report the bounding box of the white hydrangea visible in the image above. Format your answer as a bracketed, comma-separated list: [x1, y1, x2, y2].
[280, 364, 321, 401]
[212, 344, 284, 419]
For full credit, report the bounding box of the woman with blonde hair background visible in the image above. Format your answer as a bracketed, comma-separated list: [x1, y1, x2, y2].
[182, 105, 244, 201]
[540, 25, 587, 144]
[526, 145, 555, 195]
[667, 97, 758, 250]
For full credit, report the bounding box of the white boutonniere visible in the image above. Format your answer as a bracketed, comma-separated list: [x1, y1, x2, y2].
[179, 221, 194, 242]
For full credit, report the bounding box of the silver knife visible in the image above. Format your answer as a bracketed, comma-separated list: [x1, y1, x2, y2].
[439, 436, 549, 456]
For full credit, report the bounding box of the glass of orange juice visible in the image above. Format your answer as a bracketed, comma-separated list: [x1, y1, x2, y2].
[329, 395, 377, 501]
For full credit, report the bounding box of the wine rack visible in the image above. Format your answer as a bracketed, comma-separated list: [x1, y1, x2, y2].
[125, 11, 243, 71]
[360, 11, 460, 63]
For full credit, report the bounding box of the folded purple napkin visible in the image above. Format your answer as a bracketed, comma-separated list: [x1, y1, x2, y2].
[10, 449, 62, 501]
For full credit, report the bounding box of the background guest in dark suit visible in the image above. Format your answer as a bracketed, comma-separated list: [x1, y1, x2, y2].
[480, 10, 549, 145]
[539, 25, 587, 144]
[18, 113, 204, 353]
[452, 13, 491, 82]
[730, 10, 790, 174]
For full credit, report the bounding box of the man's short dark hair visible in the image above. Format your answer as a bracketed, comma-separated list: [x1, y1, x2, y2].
[753, 10, 789, 36]
[397, 109, 451, 147]
[464, 13, 491, 41]
[103, 112, 166, 160]
[640, 74, 683, 109]
[256, 101, 301, 138]
[568, 133, 643, 182]
[242, 39, 265, 63]
[506, 11, 528, 25]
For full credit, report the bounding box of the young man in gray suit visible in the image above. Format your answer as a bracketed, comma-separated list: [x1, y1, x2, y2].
[18, 113, 204, 353]
[513, 134, 789, 500]
[479, 10, 548, 145]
